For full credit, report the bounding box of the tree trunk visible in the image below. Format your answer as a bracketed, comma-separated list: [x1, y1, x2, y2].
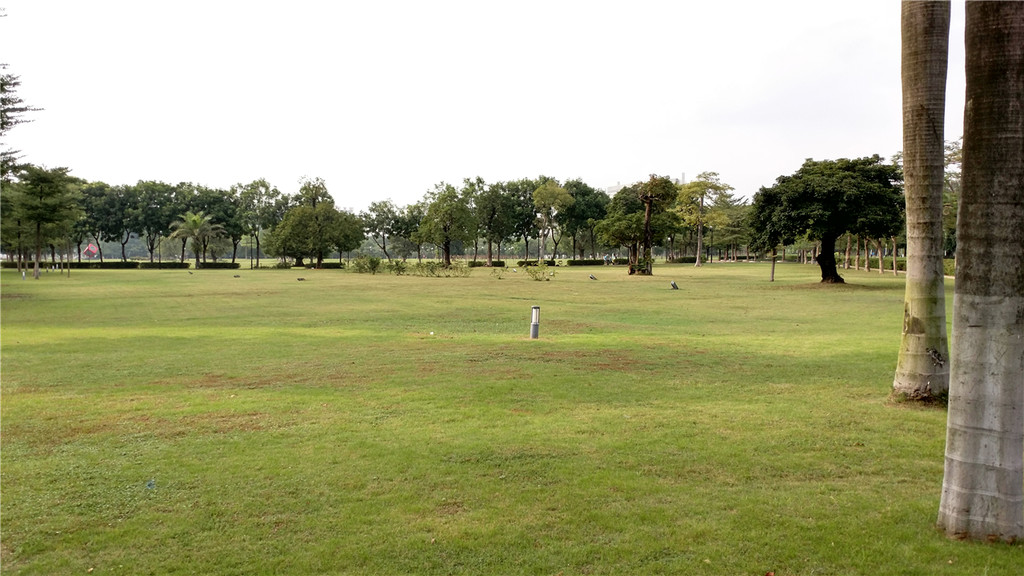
[769, 247, 777, 282]
[642, 199, 654, 274]
[937, 0, 1024, 543]
[814, 234, 844, 283]
[891, 237, 899, 275]
[121, 230, 131, 262]
[843, 234, 852, 269]
[894, 0, 950, 401]
[33, 222, 42, 279]
[694, 217, 704, 267]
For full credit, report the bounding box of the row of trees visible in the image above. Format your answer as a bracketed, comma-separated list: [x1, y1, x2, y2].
[2, 165, 762, 274]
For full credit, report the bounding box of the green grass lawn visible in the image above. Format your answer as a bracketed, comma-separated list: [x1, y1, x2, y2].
[1, 262, 1019, 575]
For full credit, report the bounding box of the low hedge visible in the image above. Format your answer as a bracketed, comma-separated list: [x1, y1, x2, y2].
[139, 262, 191, 269]
[2, 261, 141, 269]
[516, 259, 557, 267]
[197, 262, 241, 269]
[565, 259, 605, 266]
[467, 260, 505, 267]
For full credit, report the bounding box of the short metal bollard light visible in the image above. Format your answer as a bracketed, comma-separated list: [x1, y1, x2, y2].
[530, 306, 540, 339]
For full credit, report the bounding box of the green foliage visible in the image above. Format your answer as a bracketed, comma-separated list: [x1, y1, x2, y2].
[749, 156, 904, 282]
[565, 259, 605, 266]
[524, 261, 555, 281]
[559, 179, 610, 258]
[385, 260, 407, 275]
[668, 256, 698, 264]
[352, 255, 383, 274]
[467, 260, 504, 267]
[138, 261, 190, 269]
[1, 260, 142, 269]
[420, 182, 476, 267]
[170, 210, 224, 267]
[408, 260, 471, 278]
[196, 262, 241, 269]
[361, 199, 400, 260]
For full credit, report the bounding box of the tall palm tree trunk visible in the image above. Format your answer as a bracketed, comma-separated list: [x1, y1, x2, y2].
[937, 0, 1024, 542]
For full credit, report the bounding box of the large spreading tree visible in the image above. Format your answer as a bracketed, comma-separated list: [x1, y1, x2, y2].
[420, 181, 475, 267]
[937, 0, 1023, 543]
[361, 199, 400, 261]
[634, 175, 677, 274]
[474, 181, 517, 265]
[559, 179, 609, 260]
[532, 179, 573, 260]
[748, 156, 905, 283]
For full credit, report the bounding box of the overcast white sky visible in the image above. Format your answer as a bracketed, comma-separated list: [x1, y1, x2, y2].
[2, 1, 965, 212]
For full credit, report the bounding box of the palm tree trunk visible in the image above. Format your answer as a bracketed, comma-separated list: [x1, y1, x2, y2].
[894, 0, 951, 400]
[937, 0, 1024, 542]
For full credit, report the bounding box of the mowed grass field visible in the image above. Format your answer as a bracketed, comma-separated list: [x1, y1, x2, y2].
[1, 263, 1020, 575]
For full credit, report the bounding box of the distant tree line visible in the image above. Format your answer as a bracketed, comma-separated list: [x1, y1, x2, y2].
[7, 64, 964, 282]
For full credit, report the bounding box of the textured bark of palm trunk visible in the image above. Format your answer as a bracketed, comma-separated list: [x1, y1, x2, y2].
[938, 0, 1024, 543]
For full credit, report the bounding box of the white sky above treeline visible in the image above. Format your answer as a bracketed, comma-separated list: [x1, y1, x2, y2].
[2, 1, 966, 212]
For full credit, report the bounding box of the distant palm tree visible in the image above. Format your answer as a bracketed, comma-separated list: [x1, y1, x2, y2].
[170, 211, 223, 268]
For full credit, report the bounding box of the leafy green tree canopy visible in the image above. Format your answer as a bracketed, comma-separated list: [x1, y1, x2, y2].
[749, 155, 904, 283]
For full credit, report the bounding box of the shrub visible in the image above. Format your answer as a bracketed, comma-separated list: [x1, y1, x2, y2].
[524, 262, 555, 281]
[352, 256, 383, 274]
[668, 256, 697, 264]
[408, 261, 471, 278]
[467, 260, 505, 268]
[613, 258, 629, 265]
[385, 260, 407, 275]
[565, 259, 605, 266]
[274, 261, 294, 269]
[319, 262, 345, 269]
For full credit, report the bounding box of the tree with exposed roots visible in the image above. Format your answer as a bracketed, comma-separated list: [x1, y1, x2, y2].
[892, 0, 951, 401]
[937, 0, 1024, 543]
